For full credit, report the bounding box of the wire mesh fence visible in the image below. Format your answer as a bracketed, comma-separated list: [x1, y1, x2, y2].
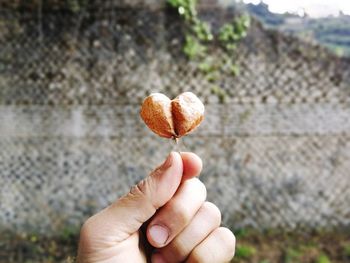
[0, 2, 350, 234]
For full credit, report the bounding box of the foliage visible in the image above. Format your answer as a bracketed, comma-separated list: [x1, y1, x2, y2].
[234, 228, 251, 238]
[66, 0, 88, 13]
[219, 15, 250, 46]
[316, 254, 331, 263]
[211, 86, 227, 103]
[343, 243, 350, 257]
[183, 35, 206, 59]
[284, 247, 302, 263]
[168, 0, 197, 21]
[2, 230, 348, 262]
[235, 245, 256, 259]
[246, 2, 350, 57]
[167, 0, 250, 103]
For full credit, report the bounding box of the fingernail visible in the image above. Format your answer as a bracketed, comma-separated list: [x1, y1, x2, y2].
[152, 252, 167, 263]
[149, 224, 169, 245]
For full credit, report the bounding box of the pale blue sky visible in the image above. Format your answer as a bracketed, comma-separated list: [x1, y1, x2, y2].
[220, 0, 350, 17]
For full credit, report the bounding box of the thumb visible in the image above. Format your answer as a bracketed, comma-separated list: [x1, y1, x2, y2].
[111, 152, 184, 235]
[84, 152, 185, 243]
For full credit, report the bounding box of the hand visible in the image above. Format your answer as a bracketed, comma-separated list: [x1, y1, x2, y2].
[77, 152, 235, 263]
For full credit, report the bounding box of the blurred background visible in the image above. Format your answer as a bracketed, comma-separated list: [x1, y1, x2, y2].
[0, 0, 350, 262]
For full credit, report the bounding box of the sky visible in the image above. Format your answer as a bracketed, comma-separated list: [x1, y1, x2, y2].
[238, 0, 350, 17]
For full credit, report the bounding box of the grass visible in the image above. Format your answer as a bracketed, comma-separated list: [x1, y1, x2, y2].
[284, 247, 302, 263]
[316, 254, 331, 263]
[0, 229, 79, 262]
[1, 229, 350, 262]
[343, 243, 350, 258]
[235, 245, 256, 259]
[231, 230, 349, 263]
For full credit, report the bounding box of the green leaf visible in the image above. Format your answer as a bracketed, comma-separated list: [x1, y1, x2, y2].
[219, 24, 235, 42]
[226, 43, 237, 50]
[235, 245, 256, 259]
[193, 21, 213, 41]
[206, 72, 220, 82]
[198, 61, 214, 73]
[316, 254, 331, 263]
[183, 36, 206, 60]
[167, 0, 177, 7]
[230, 64, 240, 76]
[211, 86, 227, 103]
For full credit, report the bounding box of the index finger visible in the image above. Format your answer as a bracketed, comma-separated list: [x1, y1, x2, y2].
[180, 152, 202, 181]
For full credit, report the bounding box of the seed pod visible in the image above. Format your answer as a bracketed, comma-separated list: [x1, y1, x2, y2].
[140, 92, 204, 139]
[140, 93, 175, 138]
[171, 92, 205, 137]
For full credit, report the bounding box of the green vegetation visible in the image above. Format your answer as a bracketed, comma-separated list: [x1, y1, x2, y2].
[2, 229, 349, 262]
[284, 247, 303, 263]
[246, 2, 350, 57]
[61, 225, 80, 240]
[66, 0, 88, 13]
[343, 243, 350, 257]
[316, 254, 331, 263]
[234, 228, 251, 238]
[167, 0, 250, 103]
[183, 35, 207, 59]
[0, 229, 78, 262]
[211, 86, 227, 103]
[235, 245, 256, 259]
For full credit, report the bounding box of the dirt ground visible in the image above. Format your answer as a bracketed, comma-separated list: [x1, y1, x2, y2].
[0, 229, 349, 262]
[232, 229, 350, 263]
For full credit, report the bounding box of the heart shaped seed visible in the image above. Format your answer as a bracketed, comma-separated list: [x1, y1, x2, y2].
[140, 92, 204, 139]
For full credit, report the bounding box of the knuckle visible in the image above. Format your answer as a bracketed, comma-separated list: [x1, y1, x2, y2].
[126, 178, 159, 211]
[201, 202, 222, 225]
[190, 249, 207, 263]
[184, 178, 207, 201]
[167, 240, 187, 261]
[195, 178, 207, 199]
[130, 178, 148, 197]
[188, 227, 236, 263]
[81, 217, 94, 233]
[165, 180, 207, 227]
[128, 177, 155, 203]
[171, 200, 192, 225]
[188, 177, 206, 191]
[216, 227, 236, 259]
[79, 217, 96, 246]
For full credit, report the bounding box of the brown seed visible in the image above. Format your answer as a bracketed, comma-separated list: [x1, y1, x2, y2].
[140, 93, 175, 138]
[171, 92, 205, 137]
[140, 92, 204, 139]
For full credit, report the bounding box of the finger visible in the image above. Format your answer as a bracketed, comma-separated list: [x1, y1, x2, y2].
[186, 227, 236, 263]
[79, 152, 183, 249]
[79, 152, 203, 250]
[180, 152, 202, 181]
[152, 202, 221, 263]
[147, 178, 207, 248]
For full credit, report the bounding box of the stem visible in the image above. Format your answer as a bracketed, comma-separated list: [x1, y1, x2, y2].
[172, 137, 180, 153]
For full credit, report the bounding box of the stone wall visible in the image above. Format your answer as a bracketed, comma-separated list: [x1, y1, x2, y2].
[0, 3, 349, 234]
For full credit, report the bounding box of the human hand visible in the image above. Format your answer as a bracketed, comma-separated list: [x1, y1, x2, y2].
[77, 152, 235, 263]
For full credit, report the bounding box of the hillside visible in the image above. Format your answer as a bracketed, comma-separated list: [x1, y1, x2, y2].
[246, 2, 350, 57]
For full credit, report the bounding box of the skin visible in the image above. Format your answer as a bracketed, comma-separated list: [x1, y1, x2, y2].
[77, 152, 236, 263]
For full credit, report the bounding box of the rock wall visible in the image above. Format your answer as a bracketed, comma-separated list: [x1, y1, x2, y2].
[0, 3, 349, 234]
